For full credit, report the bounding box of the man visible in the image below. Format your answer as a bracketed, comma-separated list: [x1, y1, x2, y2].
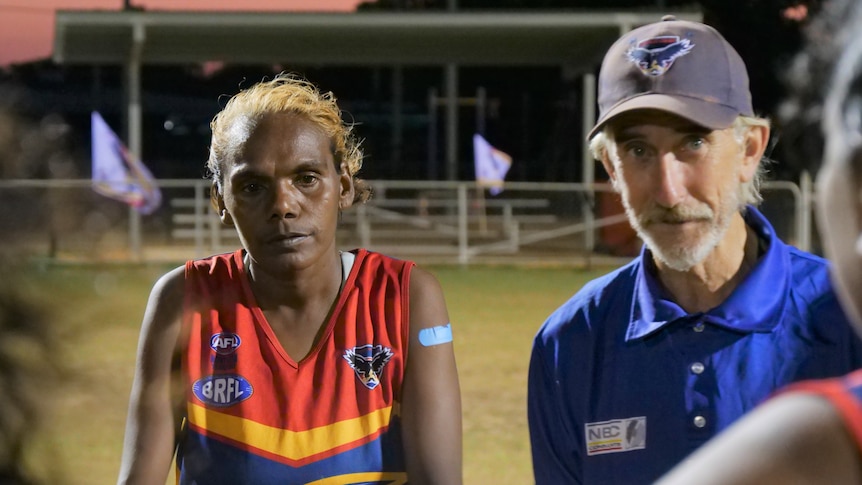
[658, 1, 862, 482]
[527, 15, 862, 484]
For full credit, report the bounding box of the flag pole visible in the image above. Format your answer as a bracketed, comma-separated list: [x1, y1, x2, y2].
[126, 23, 145, 261]
[476, 185, 488, 236]
[475, 89, 488, 236]
[473, 132, 512, 238]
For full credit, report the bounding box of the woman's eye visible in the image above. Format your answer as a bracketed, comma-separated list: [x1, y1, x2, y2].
[298, 174, 318, 186]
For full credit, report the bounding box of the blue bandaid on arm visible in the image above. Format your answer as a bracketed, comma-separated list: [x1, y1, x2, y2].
[418, 323, 453, 347]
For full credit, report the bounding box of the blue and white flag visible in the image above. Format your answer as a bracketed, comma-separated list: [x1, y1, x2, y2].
[91, 111, 161, 214]
[473, 133, 512, 196]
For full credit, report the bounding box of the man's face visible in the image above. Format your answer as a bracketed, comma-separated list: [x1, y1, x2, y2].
[602, 110, 750, 271]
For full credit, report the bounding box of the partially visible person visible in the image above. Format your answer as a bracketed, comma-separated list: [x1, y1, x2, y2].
[527, 14, 862, 484]
[117, 73, 462, 484]
[658, 0, 862, 482]
[0, 107, 62, 484]
[0, 260, 56, 485]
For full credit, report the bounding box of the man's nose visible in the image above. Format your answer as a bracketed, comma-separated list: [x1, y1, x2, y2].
[653, 152, 687, 208]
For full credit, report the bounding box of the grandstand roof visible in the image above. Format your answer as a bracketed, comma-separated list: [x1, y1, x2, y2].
[54, 10, 702, 67]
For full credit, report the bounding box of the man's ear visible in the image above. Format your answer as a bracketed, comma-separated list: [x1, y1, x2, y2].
[339, 163, 356, 210]
[740, 124, 770, 183]
[599, 149, 620, 192]
[211, 183, 234, 226]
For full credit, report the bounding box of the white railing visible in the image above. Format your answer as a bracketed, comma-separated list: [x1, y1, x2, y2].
[0, 177, 812, 265]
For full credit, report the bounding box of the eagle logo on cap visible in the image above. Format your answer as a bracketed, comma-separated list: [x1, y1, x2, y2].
[626, 36, 694, 77]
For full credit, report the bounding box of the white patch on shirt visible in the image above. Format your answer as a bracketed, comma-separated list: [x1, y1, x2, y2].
[585, 417, 646, 456]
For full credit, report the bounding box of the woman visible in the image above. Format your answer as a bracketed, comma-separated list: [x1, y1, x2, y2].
[117, 74, 462, 485]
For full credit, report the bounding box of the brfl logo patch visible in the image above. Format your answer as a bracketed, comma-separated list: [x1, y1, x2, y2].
[193, 374, 253, 407]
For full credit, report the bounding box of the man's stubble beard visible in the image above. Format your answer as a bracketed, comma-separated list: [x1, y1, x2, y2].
[617, 170, 744, 272]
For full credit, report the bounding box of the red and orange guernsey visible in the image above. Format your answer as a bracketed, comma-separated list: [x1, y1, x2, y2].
[178, 248, 411, 484]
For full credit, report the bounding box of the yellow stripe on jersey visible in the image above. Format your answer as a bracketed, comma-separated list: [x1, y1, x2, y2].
[188, 402, 399, 461]
[305, 472, 408, 485]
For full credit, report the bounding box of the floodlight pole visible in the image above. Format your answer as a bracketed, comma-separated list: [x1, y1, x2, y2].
[125, 21, 145, 261]
[445, 63, 458, 181]
[582, 72, 596, 253]
[445, 0, 458, 181]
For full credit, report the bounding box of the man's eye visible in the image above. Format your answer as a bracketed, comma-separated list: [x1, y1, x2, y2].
[624, 144, 648, 158]
[685, 137, 705, 150]
[242, 183, 263, 193]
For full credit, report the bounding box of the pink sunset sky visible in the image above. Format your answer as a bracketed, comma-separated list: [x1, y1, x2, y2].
[0, 0, 365, 67]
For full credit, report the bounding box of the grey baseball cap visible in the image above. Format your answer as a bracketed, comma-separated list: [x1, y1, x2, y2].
[588, 15, 753, 140]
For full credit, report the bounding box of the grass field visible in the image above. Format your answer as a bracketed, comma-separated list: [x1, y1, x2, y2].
[14, 260, 617, 484]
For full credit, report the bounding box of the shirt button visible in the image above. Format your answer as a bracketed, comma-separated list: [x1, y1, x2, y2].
[690, 362, 705, 374]
[693, 322, 705, 332]
[693, 416, 707, 428]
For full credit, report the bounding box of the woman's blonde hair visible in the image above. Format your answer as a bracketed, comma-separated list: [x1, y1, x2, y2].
[206, 72, 370, 203]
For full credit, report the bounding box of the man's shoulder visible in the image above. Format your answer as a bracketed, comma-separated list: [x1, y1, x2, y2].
[783, 245, 834, 290]
[752, 207, 829, 274]
[775, 245, 850, 330]
[537, 260, 639, 338]
[574, 261, 640, 304]
[784, 243, 829, 265]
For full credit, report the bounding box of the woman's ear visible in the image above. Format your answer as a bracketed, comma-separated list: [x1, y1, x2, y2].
[211, 183, 234, 226]
[339, 163, 356, 210]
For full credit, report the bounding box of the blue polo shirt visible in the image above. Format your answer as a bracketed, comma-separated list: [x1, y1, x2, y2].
[528, 207, 862, 484]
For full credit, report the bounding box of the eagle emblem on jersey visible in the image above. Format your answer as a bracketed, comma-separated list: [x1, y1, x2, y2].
[343, 344, 394, 390]
[626, 35, 694, 76]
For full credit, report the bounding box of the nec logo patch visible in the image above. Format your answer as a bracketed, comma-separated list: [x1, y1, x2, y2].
[585, 417, 646, 456]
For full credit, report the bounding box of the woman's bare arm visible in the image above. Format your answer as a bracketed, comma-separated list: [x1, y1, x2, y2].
[400, 266, 463, 485]
[117, 266, 186, 485]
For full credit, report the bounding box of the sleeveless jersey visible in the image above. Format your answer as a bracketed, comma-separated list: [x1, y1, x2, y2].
[782, 368, 862, 454]
[177, 248, 413, 485]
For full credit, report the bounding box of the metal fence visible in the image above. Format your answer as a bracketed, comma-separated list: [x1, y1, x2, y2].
[0, 177, 813, 266]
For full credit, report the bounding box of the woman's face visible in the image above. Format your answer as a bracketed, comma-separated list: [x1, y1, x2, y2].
[214, 112, 354, 275]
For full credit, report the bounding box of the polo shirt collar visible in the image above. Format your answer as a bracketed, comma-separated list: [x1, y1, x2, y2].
[626, 206, 790, 341]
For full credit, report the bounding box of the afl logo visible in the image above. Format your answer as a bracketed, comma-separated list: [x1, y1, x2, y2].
[192, 374, 253, 407]
[210, 332, 241, 355]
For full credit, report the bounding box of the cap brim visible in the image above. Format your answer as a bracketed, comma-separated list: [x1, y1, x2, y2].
[587, 93, 742, 140]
